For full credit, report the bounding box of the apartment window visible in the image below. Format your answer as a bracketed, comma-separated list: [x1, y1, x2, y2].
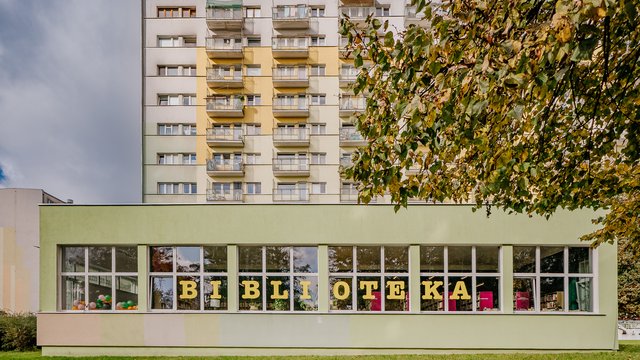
[158, 95, 179, 106]
[310, 7, 325, 17]
[182, 94, 196, 106]
[244, 7, 261, 17]
[158, 153, 179, 164]
[310, 153, 326, 164]
[310, 124, 326, 134]
[245, 124, 262, 135]
[183, 183, 197, 194]
[182, 7, 196, 18]
[309, 95, 326, 105]
[310, 65, 326, 76]
[311, 182, 326, 194]
[310, 36, 326, 46]
[420, 246, 501, 312]
[246, 65, 261, 76]
[60, 246, 138, 311]
[183, 37, 196, 47]
[149, 246, 228, 311]
[245, 153, 260, 164]
[246, 95, 261, 106]
[247, 37, 261, 47]
[329, 246, 409, 312]
[182, 66, 196, 76]
[158, 7, 179, 18]
[238, 246, 318, 311]
[183, 124, 196, 136]
[513, 246, 593, 312]
[159, 66, 179, 76]
[158, 183, 180, 194]
[158, 37, 180, 47]
[158, 124, 179, 135]
[182, 153, 197, 165]
[376, 7, 390, 16]
[246, 182, 262, 195]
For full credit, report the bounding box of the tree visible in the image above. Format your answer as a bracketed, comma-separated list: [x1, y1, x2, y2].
[340, 0, 639, 253]
[618, 240, 640, 319]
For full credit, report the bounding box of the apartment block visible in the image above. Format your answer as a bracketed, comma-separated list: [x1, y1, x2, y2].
[142, 0, 426, 204]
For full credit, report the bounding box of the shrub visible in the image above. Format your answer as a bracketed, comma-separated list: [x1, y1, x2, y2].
[0, 312, 37, 351]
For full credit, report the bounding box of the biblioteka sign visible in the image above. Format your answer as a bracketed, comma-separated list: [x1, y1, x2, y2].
[178, 280, 471, 301]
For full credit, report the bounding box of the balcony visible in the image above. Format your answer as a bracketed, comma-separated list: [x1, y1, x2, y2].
[206, 98, 244, 117]
[339, 71, 358, 88]
[272, 38, 309, 58]
[272, 127, 310, 147]
[339, 37, 370, 59]
[405, 6, 429, 27]
[206, 189, 243, 202]
[206, 158, 244, 177]
[272, 6, 310, 29]
[340, 156, 353, 168]
[272, 98, 309, 117]
[273, 68, 309, 88]
[206, 38, 243, 59]
[339, 127, 367, 147]
[339, 97, 366, 117]
[339, 6, 375, 24]
[273, 157, 310, 177]
[207, 69, 243, 88]
[206, 127, 244, 147]
[273, 188, 309, 202]
[340, 0, 375, 5]
[340, 186, 360, 202]
[206, 7, 243, 30]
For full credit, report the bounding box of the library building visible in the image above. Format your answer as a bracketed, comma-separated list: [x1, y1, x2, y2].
[37, 204, 618, 356]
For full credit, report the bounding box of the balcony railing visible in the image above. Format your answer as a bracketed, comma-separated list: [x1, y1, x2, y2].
[206, 158, 244, 176]
[272, 6, 310, 29]
[273, 157, 310, 176]
[339, 97, 367, 116]
[206, 98, 244, 117]
[272, 38, 309, 58]
[206, 69, 243, 88]
[339, 6, 375, 20]
[206, 8, 243, 30]
[273, 68, 309, 88]
[273, 188, 309, 202]
[206, 38, 243, 58]
[206, 128, 244, 146]
[339, 127, 367, 146]
[272, 127, 310, 146]
[206, 188, 243, 202]
[273, 98, 309, 117]
[340, 156, 353, 167]
[339, 70, 358, 87]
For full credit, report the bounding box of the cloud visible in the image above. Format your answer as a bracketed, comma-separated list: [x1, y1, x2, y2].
[0, 0, 141, 203]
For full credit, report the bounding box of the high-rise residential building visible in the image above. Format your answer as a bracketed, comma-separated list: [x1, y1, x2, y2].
[142, 0, 426, 204]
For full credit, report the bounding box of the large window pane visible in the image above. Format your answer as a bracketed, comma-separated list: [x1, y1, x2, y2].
[294, 276, 318, 311]
[540, 247, 564, 273]
[150, 247, 173, 272]
[420, 246, 444, 272]
[266, 246, 290, 272]
[115, 247, 137, 272]
[513, 246, 536, 273]
[116, 276, 138, 310]
[177, 275, 200, 310]
[384, 276, 409, 311]
[356, 246, 381, 273]
[266, 276, 290, 310]
[476, 276, 499, 311]
[293, 247, 317, 273]
[448, 246, 472, 273]
[176, 247, 200, 272]
[62, 247, 85, 272]
[384, 246, 408, 273]
[62, 275, 85, 310]
[239, 275, 262, 310]
[203, 276, 227, 310]
[420, 275, 445, 311]
[569, 277, 592, 311]
[356, 276, 381, 311]
[513, 277, 535, 311]
[476, 246, 499, 273]
[329, 277, 353, 310]
[569, 247, 591, 273]
[88, 247, 112, 272]
[448, 276, 473, 311]
[204, 246, 227, 272]
[540, 276, 564, 311]
[239, 246, 262, 272]
[88, 275, 112, 310]
[151, 276, 173, 309]
[328, 246, 353, 273]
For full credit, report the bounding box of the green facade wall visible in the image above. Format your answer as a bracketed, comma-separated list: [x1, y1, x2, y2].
[38, 204, 618, 356]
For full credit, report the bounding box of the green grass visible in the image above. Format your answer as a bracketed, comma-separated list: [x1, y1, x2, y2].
[0, 343, 638, 360]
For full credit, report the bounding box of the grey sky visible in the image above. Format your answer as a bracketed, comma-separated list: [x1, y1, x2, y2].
[0, 0, 140, 203]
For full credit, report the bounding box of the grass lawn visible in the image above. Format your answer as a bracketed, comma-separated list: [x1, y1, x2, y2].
[1, 343, 638, 360]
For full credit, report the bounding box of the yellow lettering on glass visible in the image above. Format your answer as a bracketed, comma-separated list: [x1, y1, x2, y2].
[179, 280, 198, 299]
[421, 281, 443, 300]
[386, 281, 405, 300]
[450, 281, 471, 300]
[333, 280, 350, 300]
[241, 280, 260, 299]
[299, 280, 312, 300]
[209, 280, 222, 299]
[269, 280, 289, 299]
[359, 280, 378, 300]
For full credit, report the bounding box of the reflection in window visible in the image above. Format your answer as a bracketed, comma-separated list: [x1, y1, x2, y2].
[238, 246, 318, 311]
[513, 246, 594, 312]
[420, 246, 501, 312]
[60, 246, 138, 311]
[149, 246, 228, 311]
[328, 246, 409, 312]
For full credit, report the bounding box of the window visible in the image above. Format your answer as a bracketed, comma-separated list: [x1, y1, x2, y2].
[60, 246, 138, 311]
[310, 36, 326, 46]
[158, 183, 180, 194]
[158, 95, 179, 106]
[158, 37, 179, 47]
[329, 246, 409, 312]
[246, 65, 261, 76]
[310, 123, 326, 134]
[376, 7, 390, 16]
[158, 124, 179, 135]
[246, 182, 262, 195]
[309, 95, 326, 105]
[247, 37, 261, 47]
[238, 246, 318, 311]
[310, 7, 325, 17]
[159, 66, 179, 76]
[183, 183, 197, 194]
[182, 153, 197, 165]
[245, 153, 260, 164]
[182, 124, 196, 136]
[182, 66, 196, 76]
[311, 182, 326, 194]
[246, 95, 261, 106]
[150, 246, 228, 311]
[183, 37, 196, 47]
[513, 246, 593, 312]
[244, 7, 261, 17]
[310, 153, 326, 164]
[420, 246, 501, 312]
[182, 7, 196, 18]
[310, 65, 326, 76]
[245, 124, 261, 135]
[158, 7, 179, 18]
[158, 153, 179, 164]
[182, 94, 196, 106]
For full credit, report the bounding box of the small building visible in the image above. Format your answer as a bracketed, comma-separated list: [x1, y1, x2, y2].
[37, 204, 617, 356]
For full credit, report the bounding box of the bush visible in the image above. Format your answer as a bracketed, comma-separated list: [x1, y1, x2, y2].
[0, 312, 37, 351]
